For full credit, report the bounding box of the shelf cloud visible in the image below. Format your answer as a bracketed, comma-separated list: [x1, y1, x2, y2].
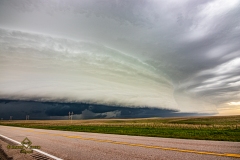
[0, 28, 177, 110]
[0, 0, 240, 117]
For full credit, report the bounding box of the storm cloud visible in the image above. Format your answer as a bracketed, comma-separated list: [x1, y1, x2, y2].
[0, 100, 201, 120]
[0, 0, 240, 117]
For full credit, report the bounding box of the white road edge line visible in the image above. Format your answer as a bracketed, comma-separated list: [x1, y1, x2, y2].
[0, 134, 63, 160]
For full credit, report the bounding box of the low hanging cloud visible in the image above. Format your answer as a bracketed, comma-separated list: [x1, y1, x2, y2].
[0, 100, 201, 120]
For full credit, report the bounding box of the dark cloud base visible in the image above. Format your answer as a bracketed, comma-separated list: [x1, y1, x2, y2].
[0, 99, 212, 120]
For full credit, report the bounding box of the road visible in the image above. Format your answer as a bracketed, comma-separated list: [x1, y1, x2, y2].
[0, 125, 239, 160]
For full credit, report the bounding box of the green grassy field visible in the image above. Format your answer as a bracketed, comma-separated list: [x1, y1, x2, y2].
[0, 115, 240, 142]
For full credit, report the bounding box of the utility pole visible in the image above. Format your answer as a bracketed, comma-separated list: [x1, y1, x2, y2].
[68, 111, 74, 123]
[71, 112, 74, 123]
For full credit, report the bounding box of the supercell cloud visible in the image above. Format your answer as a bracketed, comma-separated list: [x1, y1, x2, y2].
[0, 28, 177, 109]
[0, 0, 240, 117]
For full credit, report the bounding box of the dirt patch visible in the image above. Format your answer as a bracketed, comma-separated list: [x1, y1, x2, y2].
[0, 143, 13, 160]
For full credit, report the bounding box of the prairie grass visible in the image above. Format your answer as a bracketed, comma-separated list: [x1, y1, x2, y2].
[0, 115, 239, 141]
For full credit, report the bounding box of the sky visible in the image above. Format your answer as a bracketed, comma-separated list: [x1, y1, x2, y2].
[0, 0, 240, 118]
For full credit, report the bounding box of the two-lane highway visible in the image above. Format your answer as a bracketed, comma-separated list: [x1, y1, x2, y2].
[0, 126, 239, 160]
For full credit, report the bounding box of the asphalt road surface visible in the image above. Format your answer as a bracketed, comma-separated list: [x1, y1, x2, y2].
[0, 125, 239, 160]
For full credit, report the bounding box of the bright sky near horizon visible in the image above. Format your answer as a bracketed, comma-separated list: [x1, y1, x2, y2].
[0, 0, 240, 116]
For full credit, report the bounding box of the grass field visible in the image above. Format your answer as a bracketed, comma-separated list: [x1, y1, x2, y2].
[0, 115, 240, 142]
